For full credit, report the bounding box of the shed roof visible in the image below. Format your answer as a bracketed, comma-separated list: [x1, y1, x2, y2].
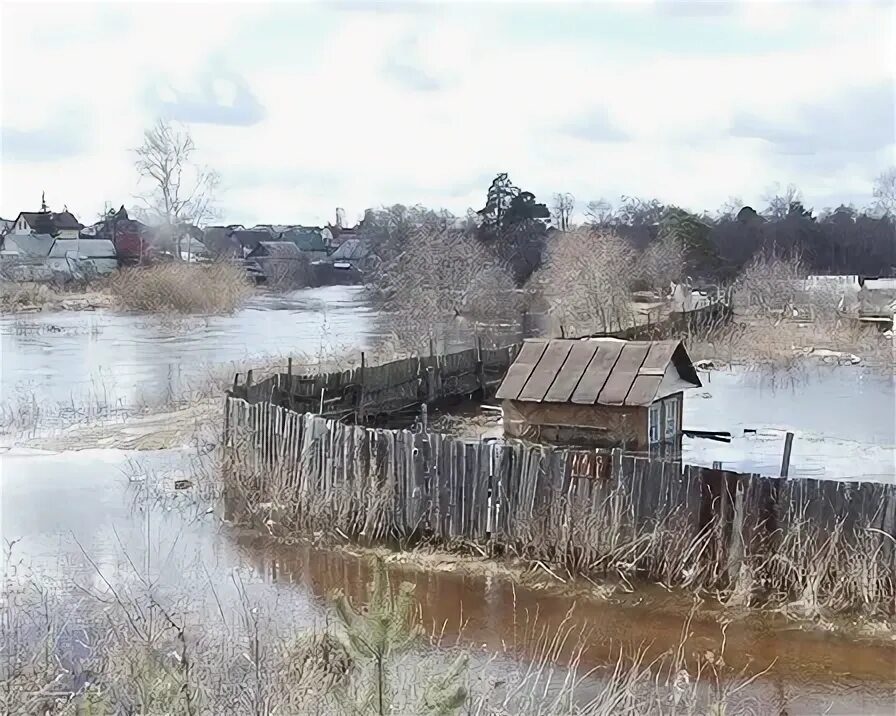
[49, 239, 117, 259]
[496, 338, 701, 407]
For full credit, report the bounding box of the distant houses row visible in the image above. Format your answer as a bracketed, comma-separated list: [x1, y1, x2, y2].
[0, 198, 370, 285]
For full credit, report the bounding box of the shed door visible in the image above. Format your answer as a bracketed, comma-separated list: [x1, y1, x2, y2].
[649, 394, 681, 459]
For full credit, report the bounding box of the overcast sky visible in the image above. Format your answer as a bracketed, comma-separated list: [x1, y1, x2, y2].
[1, 0, 894, 227]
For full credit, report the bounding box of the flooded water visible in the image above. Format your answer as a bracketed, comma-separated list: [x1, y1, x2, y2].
[0, 286, 374, 417]
[685, 365, 896, 482]
[2, 291, 895, 713]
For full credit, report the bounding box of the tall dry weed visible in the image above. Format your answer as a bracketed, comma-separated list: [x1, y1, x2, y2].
[110, 262, 252, 314]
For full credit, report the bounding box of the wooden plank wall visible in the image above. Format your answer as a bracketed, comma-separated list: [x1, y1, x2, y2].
[223, 397, 896, 590]
[232, 343, 520, 421]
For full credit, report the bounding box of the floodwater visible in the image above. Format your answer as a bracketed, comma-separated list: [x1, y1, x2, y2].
[684, 365, 896, 482]
[1, 290, 895, 713]
[0, 286, 375, 417]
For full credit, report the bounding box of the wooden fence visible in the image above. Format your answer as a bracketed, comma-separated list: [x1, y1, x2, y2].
[230, 342, 520, 423]
[223, 397, 896, 601]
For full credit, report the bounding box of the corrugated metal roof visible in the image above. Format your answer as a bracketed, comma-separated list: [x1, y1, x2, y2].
[1, 233, 55, 258]
[48, 239, 117, 259]
[497, 338, 701, 407]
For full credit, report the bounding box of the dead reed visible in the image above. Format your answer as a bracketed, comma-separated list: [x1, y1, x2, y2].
[109, 262, 252, 314]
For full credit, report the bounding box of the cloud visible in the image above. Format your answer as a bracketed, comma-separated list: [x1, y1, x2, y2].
[1, 1, 894, 223]
[731, 82, 895, 155]
[145, 66, 266, 127]
[562, 108, 629, 143]
[2, 108, 90, 162]
[382, 54, 444, 93]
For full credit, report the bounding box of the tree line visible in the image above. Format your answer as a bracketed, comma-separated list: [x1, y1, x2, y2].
[360, 172, 896, 291]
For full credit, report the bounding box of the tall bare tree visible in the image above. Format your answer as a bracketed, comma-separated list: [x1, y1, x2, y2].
[551, 192, 575, 231]
[761, 183, 803, 220]
[872, 167, 896, 217]
[531, 228, 636, 335]
[135, 119, 219, 259]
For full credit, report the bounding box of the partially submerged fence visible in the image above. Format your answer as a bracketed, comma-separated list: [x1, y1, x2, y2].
[223, 396, 896, 607]
[230, 342, 520, 423]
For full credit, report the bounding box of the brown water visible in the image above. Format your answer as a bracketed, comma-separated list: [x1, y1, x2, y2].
[239, 536, 896, 715]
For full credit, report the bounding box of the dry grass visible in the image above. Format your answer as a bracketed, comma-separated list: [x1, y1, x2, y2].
[686, 315, 893, 372]
[109, 262, 252, 314]
[0, 281, 59, 312]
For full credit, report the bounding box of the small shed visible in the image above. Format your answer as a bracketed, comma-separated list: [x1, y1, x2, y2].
[496, 338, 701, 453]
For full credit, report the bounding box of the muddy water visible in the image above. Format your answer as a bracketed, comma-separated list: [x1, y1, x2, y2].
[247, 540, 896, 715]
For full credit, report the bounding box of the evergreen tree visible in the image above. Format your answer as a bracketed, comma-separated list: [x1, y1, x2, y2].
[330, 558, 467, 716]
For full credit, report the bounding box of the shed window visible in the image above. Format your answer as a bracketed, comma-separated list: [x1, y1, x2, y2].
[648, 403, 661, 445]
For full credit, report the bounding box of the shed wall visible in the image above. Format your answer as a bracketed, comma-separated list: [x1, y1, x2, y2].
[503, 399, 648, 449]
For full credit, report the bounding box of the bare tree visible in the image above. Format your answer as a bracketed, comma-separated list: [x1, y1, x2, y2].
[638, 234, 686, 293]
[732, 251, 806, 317]
[376, 227, 520, 351]
[761, 183, 803, 220]
[135, 119, 219, 259]
[584, 198, 616, 226]
[531, 228, 636, 335]
[872, 167, 896, 216]
[551, 192, 575, 231]
[717, 196, 745, 220]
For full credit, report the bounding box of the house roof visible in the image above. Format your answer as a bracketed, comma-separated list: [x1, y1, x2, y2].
[329, 237, 369, 261]
[48, 239, 117, 259]
[16, 210, 83, 235]
[249, 241, 304, 259]
[281, 227, 326, 252]
[1, 233, 56, 257]
[51, 211, 83, 230]
[496, 338, 701, 407]
[231, 230, 271, 248]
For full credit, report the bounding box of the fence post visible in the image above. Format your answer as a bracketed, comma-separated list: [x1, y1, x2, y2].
[780, 432, 794, 477]
[358, 351, 366, 424]
[476, 335, 486, 397]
